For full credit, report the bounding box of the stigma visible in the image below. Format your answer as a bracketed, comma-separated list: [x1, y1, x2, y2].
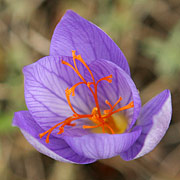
[39, 51, 134, 143]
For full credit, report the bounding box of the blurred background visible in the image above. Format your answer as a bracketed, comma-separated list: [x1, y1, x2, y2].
[0, 0, 180, 179]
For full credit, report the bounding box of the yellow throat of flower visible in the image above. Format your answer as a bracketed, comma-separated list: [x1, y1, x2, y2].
[39, 51, 134, 143]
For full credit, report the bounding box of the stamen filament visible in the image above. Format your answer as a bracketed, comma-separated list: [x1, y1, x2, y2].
[73, 51, 101, 117]
[112, 97, 123, 109]
[69, 82, 86, 96]
[76, 54, 95, 83]
[83, 124, 102, 129]
[104, 123, 115, 134]
[104, 97, 123, 114]
[61, 60, 76, 72]
[105, 100, 113, 109]
[108, 101, 134, 117]
[40, 114, 93, 143]
[72, 51, 86, 82]
[65, 89, 77, 115]
[96, 75, 112, 85]
[87, 82, 94, 87]
[94, 85, 101, 117]
[39, 121, 64, 143]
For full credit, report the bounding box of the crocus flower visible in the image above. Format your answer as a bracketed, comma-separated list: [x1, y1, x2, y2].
[13, 10, 172, 164]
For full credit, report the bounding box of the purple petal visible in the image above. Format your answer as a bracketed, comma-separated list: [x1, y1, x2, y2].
[85, 60, 141, 130]
[120, 90, 172, 161]
[50, 10, 130, 75]
[64, 126, 141, 159]
[13, 111, 96, 164]
[23, 55, 94, 130]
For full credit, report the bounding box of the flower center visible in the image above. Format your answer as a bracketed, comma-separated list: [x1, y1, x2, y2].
[39, 51, 134, 143]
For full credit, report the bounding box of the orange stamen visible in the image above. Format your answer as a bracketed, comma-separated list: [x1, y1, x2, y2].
[104, 123, 115, 134]
[83, 124, 102, 129]
[111, 101, 134, 115]
[75, 54, 101, 117]
[76, 54, 95, 83]
[64, 52, 101, 117]
[105, 100, 113, 109]
[67, 82, 86, 96]
[39, 121, 64, 143]
[87, 82, 94, 87]
[61, 60, 76, 72]
[39, 114, 93, 143]
[65, 88, 77, 115]
[104, 97, 123, 114]
[96, 75, 112, 85]
[112, 97, 123, 109]
[39, 50, 134, 143]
